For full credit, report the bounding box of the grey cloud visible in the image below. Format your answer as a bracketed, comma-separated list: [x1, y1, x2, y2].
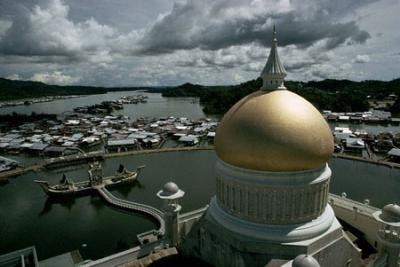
[137, 0, 374, 55]
[285, 61, 318, 71]
[352, 54, 371, 63]
[0, 0, 75, 57]
[0, 0, 397, 86]
[0, 0, 115, 63]
[0, 0, 374, 62]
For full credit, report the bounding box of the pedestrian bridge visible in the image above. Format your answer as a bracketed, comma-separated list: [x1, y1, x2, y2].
[96, 186, 165, 236]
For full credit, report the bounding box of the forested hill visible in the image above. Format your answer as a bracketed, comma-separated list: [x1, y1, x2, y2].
[2, 76, 400, 115]
[162, 78, 400, 114]
[0, 78, 108, 101]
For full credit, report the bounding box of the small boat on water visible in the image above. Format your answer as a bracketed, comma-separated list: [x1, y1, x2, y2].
[34, 162, 145, 197]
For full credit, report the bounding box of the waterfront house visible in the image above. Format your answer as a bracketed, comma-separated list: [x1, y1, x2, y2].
[80, 136, 101, 147]
[178, 135, 199, 146]
[0, 156, 18, 172]
[62, 141, 75, 147]
[0, 143, 9, 150]
[333, 127, 354, 142]
[142, 138, 160, 148]
[28, 143, 49, 155]
[6, 140, 25, 153]
[345, 137, 365, 150]
[207, 132, 216, 139]
[44, 146, 68, 157]
[338, 115, 350, 121]
[106, 139, 137, 152]
[65, 120, 80, 126]
[388, 148, 400, 162]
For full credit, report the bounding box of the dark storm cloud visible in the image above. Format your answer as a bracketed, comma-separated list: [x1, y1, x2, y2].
[0, 0, 78, 57]
[0, 0, 115, 63]
[137, 0, 374, 55]
[284, 60, 318, 71]
[1, 0, 397, 85]
[0, 0, 374, 60]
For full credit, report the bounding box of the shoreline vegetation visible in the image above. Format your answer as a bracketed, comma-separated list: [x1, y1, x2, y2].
[2, 77, 400, 115]
[0, 77, 155, 102]
[0, 113, 58, 127]
[161, 78, 400, 115]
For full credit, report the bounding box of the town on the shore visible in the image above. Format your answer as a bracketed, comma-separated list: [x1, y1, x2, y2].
[1, 93, 400, 173]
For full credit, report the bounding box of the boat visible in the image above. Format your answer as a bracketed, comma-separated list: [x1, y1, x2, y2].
[34, 163, 145, 197]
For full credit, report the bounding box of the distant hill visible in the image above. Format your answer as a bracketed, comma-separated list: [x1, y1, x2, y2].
[0, 78, 108, 101]
[2, 76, 400, 115]
[161, 83, 205, 97]
[162, 78, 400, 114]
[0, 78, 165, 101]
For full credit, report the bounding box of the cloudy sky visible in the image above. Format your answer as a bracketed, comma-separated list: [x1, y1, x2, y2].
[0, 0, 399, 86]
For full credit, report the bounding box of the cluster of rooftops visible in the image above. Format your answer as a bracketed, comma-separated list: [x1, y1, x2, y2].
[0, 112, 218, 159]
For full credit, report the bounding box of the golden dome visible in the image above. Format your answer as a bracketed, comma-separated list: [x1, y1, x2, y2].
[215, 90, 334, 172]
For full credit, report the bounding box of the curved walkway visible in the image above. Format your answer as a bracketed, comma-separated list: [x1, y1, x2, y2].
[96, 186, 165, 235]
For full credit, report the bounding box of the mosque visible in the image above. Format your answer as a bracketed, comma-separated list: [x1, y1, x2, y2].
[177, 26, 360, 267]
[157, 27, 400, 267]
[2, 27, 400, 267]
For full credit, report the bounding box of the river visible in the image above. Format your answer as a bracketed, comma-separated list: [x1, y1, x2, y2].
[1, 90, 398, 134]
[1, 91, 400, 261]
[0, 91, 206, 119]
[1, 150, 400, 261]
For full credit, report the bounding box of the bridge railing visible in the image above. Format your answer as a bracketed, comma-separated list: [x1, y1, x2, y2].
[328, 193, 379, 216]
[96, 187, 165, 234]
[179, 205, 208, 222]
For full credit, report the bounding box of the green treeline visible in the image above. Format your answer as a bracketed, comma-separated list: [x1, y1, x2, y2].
[0, 77, 166, 101]
[0, 78, 109, 101]
[2, 76, 400, 115]
[0, 112, 58, 127]
[162, 78, 400, 114]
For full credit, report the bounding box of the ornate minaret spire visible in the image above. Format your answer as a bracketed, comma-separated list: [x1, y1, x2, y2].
[260, 25, 287, 91]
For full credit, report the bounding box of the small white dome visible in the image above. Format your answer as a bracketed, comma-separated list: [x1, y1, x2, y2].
[382, 204, 400, 222]
[162, 182, 179, 196]
[292, 255, 320, 267]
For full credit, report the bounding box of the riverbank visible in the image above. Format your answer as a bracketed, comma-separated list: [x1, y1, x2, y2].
[105, 146, 214, 158]
[162, 78, 400, 115]
[105, 147, 400, 170]
[332, 153, 400, 168]
[2, 146, 400, 182]
[0, 147, 214, 181]
[0, 95, 84, 109]
[0, 164, 42, 181]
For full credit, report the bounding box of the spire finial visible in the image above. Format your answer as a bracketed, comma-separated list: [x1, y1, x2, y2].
[259, 25, 287, 91]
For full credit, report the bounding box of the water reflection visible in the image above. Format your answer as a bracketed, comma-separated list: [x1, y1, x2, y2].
[0, 92, 206, 119]
[39, 197, 76, 216]
[2, 150, 400, 261]
[0, 179, 9, 186]
[114, 180, 144, 198]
